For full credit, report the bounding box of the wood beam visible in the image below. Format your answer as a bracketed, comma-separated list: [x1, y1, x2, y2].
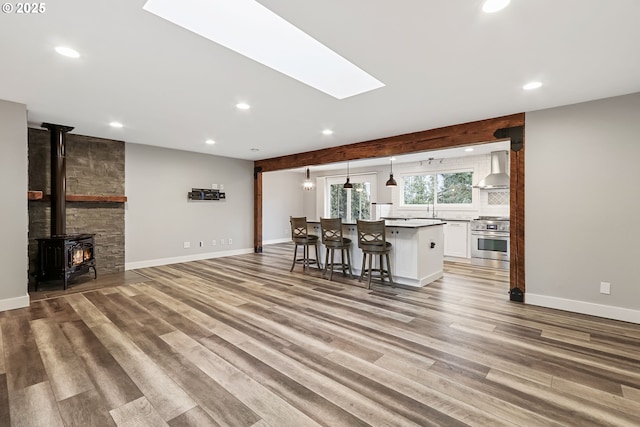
[255, 113, 524, 172]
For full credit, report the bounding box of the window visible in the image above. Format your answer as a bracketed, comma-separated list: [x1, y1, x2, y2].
[401, 170, 473, 207]
[326, 174, 375, 222]
[437, 171, 473, 204]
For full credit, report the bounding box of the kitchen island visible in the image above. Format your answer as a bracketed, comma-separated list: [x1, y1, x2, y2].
[308, 219, 445, 287]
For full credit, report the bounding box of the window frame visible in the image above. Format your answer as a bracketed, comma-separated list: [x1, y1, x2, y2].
[398, 167, 476, 211]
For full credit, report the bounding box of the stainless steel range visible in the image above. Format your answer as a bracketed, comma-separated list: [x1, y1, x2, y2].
[470, 216, 510, 269]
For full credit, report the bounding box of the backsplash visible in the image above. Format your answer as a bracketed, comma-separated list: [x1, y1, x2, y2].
[479, 189, 510, 218]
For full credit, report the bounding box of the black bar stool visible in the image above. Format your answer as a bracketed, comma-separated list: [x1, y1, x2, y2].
[290, 216, 322, 272]
[356, 219, 394, 289]
[320, 218, 354, 280]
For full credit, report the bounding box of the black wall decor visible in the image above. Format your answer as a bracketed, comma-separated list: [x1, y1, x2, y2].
[188, 188, 226, 201]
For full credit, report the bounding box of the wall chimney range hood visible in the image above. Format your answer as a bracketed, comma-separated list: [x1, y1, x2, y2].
[474, 150, 510, 189]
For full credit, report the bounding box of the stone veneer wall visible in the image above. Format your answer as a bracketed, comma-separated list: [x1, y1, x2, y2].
[28, 128, 125, 284]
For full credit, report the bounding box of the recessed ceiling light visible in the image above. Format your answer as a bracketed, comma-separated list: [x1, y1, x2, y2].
[236, 103, 251, 110]
[205, 139, 216, 145]
[109, 121, 124, 128]
[523, 81, 543, 90]
[55, 46, 80, 58]
[143, 0, 384, 99]
[482, 0, 511, 13]
[322, 129, 334, 135]
[465, 148, 474, 152]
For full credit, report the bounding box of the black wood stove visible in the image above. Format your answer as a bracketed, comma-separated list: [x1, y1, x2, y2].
[35, 123, 97, 290]
[36, 234, 96, 290]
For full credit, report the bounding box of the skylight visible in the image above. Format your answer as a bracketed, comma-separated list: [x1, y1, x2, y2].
[143, 0, 384, 99]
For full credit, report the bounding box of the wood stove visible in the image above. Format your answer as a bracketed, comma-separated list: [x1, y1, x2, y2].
[36, 234, 97, 290]
[35, 123, 97, 290]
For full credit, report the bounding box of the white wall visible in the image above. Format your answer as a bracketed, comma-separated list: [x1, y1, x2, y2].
[0, 99, 29, 311]
[125, 143, 254, 269]
[263, 170, 304, 243]
[525, 92, 640, 323]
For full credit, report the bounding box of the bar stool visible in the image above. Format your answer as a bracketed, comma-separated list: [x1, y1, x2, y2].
[320, 218, 354, 280]
[356, 219, 394, 289]
[290, 216, 322, 272]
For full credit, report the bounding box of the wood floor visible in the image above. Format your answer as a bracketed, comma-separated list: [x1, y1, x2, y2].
[2, 243, 640, 426]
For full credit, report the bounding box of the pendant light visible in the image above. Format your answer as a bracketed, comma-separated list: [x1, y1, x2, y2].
[303, 167, 314, 190]
[386, 157, 397, 187]
[343, 161, 353, 189]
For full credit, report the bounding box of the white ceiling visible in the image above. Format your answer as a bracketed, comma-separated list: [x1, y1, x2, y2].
[1, 0, 639, 162]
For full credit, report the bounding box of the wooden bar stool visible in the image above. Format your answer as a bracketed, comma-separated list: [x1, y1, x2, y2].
[290, 216, 322, 272]
[320, 218, 354, 280]
[356, 219, 394, 289]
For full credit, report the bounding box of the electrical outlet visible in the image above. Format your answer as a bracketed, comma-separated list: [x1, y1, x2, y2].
[183, 241, 191, 249]
[212, 240, 217, 246]
[228, 238, 232, 245]
[199, 241, 204, 247]
[600, 282, 611, 295]
[219, 184, 224, 190]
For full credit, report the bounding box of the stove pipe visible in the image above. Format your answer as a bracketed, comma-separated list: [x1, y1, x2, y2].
[42, 123, 74, 237]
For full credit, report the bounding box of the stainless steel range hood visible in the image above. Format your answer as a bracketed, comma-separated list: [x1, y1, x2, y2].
[474, 150, 510, 189]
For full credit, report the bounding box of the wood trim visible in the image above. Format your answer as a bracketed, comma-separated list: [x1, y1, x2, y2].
[255, 113, 525, 172]
[65, 195, 128, 203]
[28, 190, 43, 200]
[31, 194, 127, 203]
[253, 112, 526, 295]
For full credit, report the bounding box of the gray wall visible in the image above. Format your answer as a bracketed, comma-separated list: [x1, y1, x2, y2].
[526, 92, 640, 320]
[0, 100, 29, 310]
[125, 143, 254, 268]
[262, 170, 304, 242]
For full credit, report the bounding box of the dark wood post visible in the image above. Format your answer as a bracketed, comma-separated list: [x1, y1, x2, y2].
[254, 166, 263, 253]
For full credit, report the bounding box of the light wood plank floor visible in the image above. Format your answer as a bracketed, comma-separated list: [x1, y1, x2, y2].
[2, 243, 640, 426]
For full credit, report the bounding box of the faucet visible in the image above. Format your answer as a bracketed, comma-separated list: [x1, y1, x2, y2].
[427, 199, 436, 218]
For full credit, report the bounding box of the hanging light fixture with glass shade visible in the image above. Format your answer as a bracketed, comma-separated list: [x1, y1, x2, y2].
[386, 157, 397, 186]
[303, 167, 314, 190]
[343, 161, 353, 189]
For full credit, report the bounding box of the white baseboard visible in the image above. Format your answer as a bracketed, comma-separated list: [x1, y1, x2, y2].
[263, 238, 292, 245]
[125, 248, 254, 271]
[526, 293, 640, 324]
[0, 294, 30, 313]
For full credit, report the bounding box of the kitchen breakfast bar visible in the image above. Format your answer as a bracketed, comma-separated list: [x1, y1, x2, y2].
[307, 219, 445, 287]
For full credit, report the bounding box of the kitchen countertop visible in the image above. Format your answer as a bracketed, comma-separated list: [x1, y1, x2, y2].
[382, 216, 472, 222]
[308, 219, 446, 228]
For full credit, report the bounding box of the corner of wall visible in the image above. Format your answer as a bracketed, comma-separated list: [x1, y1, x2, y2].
[0, 99, 29, 311]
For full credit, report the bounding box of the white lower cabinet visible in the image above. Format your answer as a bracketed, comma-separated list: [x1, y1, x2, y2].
[443, 221, 469, 258]
[386, 227, 415, 279]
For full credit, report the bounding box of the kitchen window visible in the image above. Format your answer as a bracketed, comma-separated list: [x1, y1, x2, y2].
[325, 174, 376, 222]
[401, 170, 473, 207]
